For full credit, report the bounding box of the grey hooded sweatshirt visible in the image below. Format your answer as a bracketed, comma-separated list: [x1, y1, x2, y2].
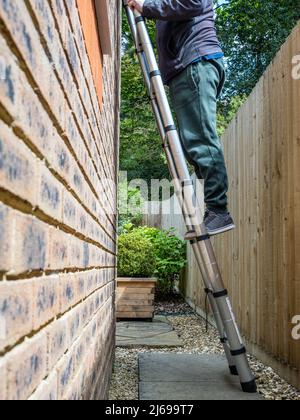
[142, 0, 223, 84]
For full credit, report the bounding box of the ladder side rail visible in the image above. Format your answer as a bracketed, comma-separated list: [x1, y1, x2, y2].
[123, 2, 257, 393]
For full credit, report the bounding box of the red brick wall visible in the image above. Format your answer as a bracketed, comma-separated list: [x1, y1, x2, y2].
[0, 0, 120, 400]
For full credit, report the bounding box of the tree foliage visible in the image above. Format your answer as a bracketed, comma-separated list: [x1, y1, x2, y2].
[216, 0, 300, 98]
[120, 14, 169, 185]
[120, 2, 300, 184]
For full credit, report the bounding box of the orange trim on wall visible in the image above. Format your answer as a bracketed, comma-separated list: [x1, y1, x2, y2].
[77, 0, 103, 109]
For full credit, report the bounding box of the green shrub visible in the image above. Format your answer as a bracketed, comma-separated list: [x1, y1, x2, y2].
[139, 227, 187, 294]
[118, 231, 156, 278]
[119, 226, 187, 293]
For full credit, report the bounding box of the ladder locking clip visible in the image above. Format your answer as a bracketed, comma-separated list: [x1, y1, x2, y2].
[135, 16, 145, 23]
[181, 179, 193, 187]
[190, 234, 210, 244]
[230, 347, 247, 357]
[212, 289, 228, 299]
[150, 70, 161, 79]
[165, 125, 177, 133]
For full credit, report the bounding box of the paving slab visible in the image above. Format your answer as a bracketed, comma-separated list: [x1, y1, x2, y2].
[139, 353, 263, 400]
[116, 317, 182, 348]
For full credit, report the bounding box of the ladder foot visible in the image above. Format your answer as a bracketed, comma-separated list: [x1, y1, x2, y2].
[241, 379, 257, 394]
[229, 365, 239, 376]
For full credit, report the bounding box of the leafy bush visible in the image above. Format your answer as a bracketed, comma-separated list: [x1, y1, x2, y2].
[139, 227, 187, 294]
[118, 230, 156, 278]
[118, 226, 187, 293]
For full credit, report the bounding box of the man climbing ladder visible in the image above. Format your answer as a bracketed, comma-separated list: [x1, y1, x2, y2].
[128, 0, 235, 236]
[124, 0, 257, 394]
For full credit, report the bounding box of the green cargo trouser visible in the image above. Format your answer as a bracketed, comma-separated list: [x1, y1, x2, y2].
[169, 58, 228, 211]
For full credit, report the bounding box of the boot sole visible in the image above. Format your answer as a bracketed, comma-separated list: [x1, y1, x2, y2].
[207, 224, 236, 237]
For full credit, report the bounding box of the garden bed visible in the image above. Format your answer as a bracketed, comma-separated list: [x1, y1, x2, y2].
[116, 278, 157, 320]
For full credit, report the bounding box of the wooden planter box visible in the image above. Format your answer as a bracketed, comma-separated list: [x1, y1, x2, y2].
[116, 278, 157, 320]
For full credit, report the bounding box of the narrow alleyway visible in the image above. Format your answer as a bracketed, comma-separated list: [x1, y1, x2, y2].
[109, 297, 300, 401]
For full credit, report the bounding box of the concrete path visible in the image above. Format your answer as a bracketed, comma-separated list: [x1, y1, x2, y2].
[116, 316, 183, 348]
[139, 353, 263, 400]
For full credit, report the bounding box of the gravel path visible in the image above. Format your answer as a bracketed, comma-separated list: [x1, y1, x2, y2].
[109, 299, 300, 401]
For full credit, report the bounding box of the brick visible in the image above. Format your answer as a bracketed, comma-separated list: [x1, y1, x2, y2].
[96, 307, 105, 335]
[93, 288, 105, 313]
[83, 347, 96, 397]
[86, 295, 95, 322]
[62, 192, 78, 232]
[63, 376, 79, 401]
[0, 204, 12, 272]
[48, 228, 70, 270]
[82, 242, 90, 269]
[46, 318, 69, 372]
[69, 157, 85, 198]
[52, 138, 72, 180]
[33, 275, 59, 330]
[79, 300, 90, 330]
[89, 360, 100, 394]
[76, 364, 86, 400]
[12, 212, 48, 274]
[59, 273, 78, 314]
[7, 332, 47, 400]
[0, 357, 7, 400]
[49, 0, 68, 44]
[19, 88, 56, 159]
[0, 121, 38, 205]
[69, 236, 85, 269]
[0, 37, 19, 113]
[88, 244, 101, 267]
[88, 317, 98, 343]
[65, 306, 82, 344]
[77, 206, 88, 234]
[56, 350, 75, 400]
[73, 333, 85, 374]
[85, 270, 98, 296]
[83, 320, 95, 352]
[76, 273, 86, 302]
[0, 280, 34, 352]
[37, 164, 63, 222]
[28, 370, 58, 401]
[63, 363, 88, 401]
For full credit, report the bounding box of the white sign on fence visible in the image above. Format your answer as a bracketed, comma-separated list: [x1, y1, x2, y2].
[292, 315, 300, 340]
[292, 55, 300, 80]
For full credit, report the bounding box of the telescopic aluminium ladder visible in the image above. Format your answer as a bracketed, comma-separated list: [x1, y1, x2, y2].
[123, 1, 257, 394]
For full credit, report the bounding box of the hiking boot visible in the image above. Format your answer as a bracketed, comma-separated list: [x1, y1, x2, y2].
[204, 209, 235, 236]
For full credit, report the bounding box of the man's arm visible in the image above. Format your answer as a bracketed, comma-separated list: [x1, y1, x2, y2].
[141, 0, 209, 21]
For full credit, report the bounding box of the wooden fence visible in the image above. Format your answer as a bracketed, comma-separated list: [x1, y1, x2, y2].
[145, 22, 300, 389]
